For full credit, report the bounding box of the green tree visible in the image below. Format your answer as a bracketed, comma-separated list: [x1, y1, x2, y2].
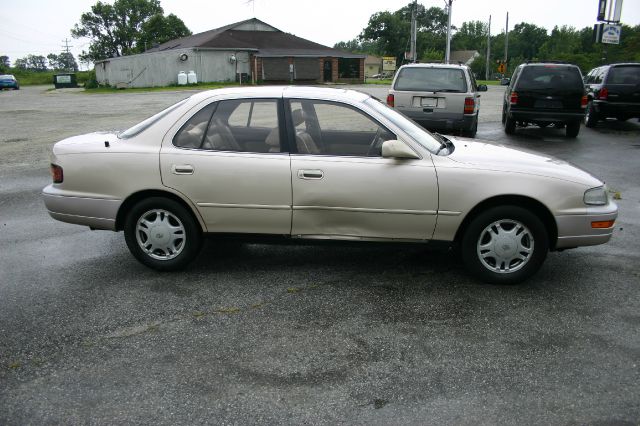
[71, 0, 191, 62]
[47, 52, 79, 71]
[538, 25, 581, 58]
[508, 23, 548, 59]
[0, 55, 9, 73]
[137, 13, 191, 51]
[358, 2, 449, 64]
[15, 55, 48, 72]
[452, 20, 488, 51]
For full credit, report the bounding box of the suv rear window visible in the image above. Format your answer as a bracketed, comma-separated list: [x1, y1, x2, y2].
[517, 66, 583, 90]
[394, 67, 467, 92]
[608, 66, 640, 85]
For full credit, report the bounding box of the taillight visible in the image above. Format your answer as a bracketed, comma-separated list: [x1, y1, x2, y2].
[597, 87, 608, 100]
[464, 97, 475, 114]
[581, 95, 588, 108]
[386, 93, 394, 107]
[510, 91, 518, 105]
[50, 164, 63, 183]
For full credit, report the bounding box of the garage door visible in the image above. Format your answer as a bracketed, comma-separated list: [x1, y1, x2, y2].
[262, 58, 289, 81]
[294, 58, 320, 80]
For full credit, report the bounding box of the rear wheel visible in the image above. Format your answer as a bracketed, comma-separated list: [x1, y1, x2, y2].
[124, 197, 202, 271]
[584, 100, 599, 128]
[462, 119, 478, 138]
[565, 121, 580, 138]
[502, 107, 516, 135]
[461, 206, 548, 285]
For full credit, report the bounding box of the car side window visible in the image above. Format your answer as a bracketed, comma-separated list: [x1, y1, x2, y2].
[287, 100, 395, 157]
[174, 99, 281, 153]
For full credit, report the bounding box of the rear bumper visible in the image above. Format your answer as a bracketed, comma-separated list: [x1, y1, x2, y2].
[396, 108, 476, 131]
[510, 109, 584, 123]
[554, 203, 618, 249]
[593, 100, 640, 118]
[42, 185, 120, 230]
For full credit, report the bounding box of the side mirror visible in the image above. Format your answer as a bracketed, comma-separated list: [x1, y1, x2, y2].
[381, 140, 420, 159]
[478, 84, 488, 92]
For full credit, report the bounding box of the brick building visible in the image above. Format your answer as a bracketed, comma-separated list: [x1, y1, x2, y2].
[95, 18, 365, 88]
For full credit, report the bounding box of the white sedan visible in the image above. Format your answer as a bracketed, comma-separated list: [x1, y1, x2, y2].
[43, 86, 617, 284]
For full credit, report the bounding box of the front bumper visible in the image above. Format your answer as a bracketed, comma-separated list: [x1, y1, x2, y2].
[554, 202, 618, 249]
[42, 185, 121, 230]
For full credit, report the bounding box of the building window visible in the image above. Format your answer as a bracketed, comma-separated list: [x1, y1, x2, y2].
[338, 58, 360, 79]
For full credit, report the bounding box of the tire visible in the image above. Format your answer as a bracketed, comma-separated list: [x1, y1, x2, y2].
[461, 205, 548, 285]
[124, 197, 202, 271]
[584, 100, 598, 128]
[462, 119, 478, 138]
[565, 121, 580, 138]
[503, 107, 516, 135]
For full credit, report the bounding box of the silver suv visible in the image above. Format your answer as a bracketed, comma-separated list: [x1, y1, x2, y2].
[387, 63, 487, 137]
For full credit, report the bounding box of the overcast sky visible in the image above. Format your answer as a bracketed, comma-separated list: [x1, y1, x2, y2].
[1, 0, 639, 68]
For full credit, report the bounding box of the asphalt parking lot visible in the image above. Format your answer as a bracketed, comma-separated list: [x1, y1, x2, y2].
[1, 85, 639, 424]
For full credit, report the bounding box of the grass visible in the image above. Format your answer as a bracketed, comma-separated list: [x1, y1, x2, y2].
[365, 78, 394, 85]
[83, 81, 245, 94]
[477, 80, 501, 86]
[8, 70, 93, 86]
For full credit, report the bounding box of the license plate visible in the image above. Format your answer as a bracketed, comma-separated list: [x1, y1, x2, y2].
[421, 97, 438, 107]
[534, 100, 562, 109]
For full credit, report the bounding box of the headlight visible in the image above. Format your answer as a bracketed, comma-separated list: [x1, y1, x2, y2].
[584, 186, 608, 206]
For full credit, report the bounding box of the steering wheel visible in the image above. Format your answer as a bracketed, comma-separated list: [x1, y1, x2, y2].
[366, 127, 384, 157]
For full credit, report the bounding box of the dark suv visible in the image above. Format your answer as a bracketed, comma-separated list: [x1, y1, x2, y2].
[584, 63, 640, 127]
[502, 62, 586, 138]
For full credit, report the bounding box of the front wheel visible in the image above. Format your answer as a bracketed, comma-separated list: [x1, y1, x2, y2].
[124, 197, 202, 271]
[461, 206, 548, 284]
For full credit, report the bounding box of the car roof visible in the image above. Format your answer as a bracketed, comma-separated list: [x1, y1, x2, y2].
[191, 86, 371, 103]
[398, 63, 468, 70]
[0, 74, 16, 79]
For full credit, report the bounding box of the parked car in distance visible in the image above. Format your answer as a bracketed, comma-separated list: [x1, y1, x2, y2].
[502, 62, 587, 137]
[371, 72, 393, 80]
[43, 86, 617, 284]
[500, 77, 511, 86]
[0, 74, 19, 90]
[387, 63, 487, 138]
[583, 63, 640, 127]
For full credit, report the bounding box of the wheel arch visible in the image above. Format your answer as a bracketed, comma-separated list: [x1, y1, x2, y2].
[115, 189, 204, 232]
[453, 195, 558, 249]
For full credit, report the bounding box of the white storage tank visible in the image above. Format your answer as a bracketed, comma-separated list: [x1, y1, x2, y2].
[187, 70, 197, 84]
[177, 71, 187, 86]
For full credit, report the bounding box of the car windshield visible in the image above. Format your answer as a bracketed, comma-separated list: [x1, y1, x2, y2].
[365, 98, 441, 153]
[0, 75, 15, 80]
[118, 98, 188, 139]
[517, 66, 583, 90]
[394, 67, 467, 92]
[608, 66, 640, 85]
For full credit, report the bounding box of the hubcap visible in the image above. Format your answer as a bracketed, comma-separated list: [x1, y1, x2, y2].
[477, 219, 534, 274]
[135, 209, 186, 261]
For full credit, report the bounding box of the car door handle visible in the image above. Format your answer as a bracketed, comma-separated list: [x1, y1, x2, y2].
[171, 164, 194, 175]
[297, 169, 324, 180]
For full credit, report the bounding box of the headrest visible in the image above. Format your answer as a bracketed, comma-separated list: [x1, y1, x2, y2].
[291, 109, 305, 126]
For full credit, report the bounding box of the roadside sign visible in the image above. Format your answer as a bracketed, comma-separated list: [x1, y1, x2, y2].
[601, 24, 622, 44]
[382, 56, 396, 72]
[497, 63, 505, 73]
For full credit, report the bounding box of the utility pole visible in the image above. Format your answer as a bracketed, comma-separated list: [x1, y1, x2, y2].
[486, 15, 491, 80]
[504, 12, 509, 75]
[445, 0, 453, 64]
[61, 38, 73, 72]
[410, 0, 417, 62]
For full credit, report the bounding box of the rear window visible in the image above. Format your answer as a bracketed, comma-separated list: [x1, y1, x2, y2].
[394, 67, 467, 92]
[608, 66, 640, 85]
[517, 66, 583, 90]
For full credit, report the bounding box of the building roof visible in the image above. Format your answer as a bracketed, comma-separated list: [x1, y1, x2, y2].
[145, 18, 364, 58]
[450, 50, 480, 66]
